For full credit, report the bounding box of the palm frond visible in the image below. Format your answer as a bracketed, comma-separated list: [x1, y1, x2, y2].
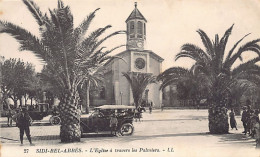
[22, 0, 44, 25]
[196, 29, 214, 58]
[232, 57, 260, 76]
[225, 33, 251, 63]
[75, 8, 100, 43]
[217, 24, 234, 68]
[89, 30, 126, 53]
[157, 67, 192, 90]
[225, 38, 260, 69]
[176, 43, 210, 63]
[0, 21, 49, 61]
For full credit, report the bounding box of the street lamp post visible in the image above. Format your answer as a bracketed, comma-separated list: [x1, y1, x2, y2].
[120, 92, 123, 105]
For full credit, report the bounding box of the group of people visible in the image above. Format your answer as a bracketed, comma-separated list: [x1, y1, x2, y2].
[229, 106, 260, 148]
[229, 106, 259, 135]
[241, 106, 260, 137]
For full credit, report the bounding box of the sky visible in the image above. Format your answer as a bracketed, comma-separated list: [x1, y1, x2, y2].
[0, 0, 260, 72]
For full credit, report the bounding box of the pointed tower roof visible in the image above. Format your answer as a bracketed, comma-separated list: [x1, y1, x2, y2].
[126, 2, 147, 22]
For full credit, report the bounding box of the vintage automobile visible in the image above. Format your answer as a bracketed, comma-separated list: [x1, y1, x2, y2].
[12, 103, 61, 125]
[80, 105, 136, 136]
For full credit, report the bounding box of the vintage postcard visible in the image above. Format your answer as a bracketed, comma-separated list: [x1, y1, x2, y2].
[0, 0, 260, 157]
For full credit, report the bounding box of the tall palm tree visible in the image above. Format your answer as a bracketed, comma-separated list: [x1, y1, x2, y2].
[158, 25, 260, 134]
[78, 71, 103, 114]
[122, 72, 157, 108]
[0, 0, 124, 142]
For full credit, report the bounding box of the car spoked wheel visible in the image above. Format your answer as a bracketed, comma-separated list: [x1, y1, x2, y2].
[50, 116, 61, 125]
[120, 123, 134, 136]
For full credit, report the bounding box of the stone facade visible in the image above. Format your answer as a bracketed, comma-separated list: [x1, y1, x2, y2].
[91, 3, 164, 108]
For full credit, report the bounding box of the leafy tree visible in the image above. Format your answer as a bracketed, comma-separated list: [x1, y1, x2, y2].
[0, 0, 124, 142]
[1, 58, 35, 108]
[158, 25, 260, 134]
[122, 72, 157, 108]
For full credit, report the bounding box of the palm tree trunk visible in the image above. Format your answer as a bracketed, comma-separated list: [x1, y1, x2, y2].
[208, 105, 229, 134]
[85, 82, 90, 114]
[78, 82, 89, 114]
[59, 95, 81, 143]
[234, 99, 241, 115]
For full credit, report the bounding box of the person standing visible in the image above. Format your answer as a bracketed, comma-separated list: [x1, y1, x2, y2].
[161, 103, 164, 111]
[110, 114, 118, 136]
[250, 110, 260, 137]
[7, 109, 13, 127]
[16, 108, 33, 146]
[246, 105, 253, 135]
[229, 108, 238, 130]
[241, 106, 247, 134]
[254, 117, 260, 149]
[149, 102, 153, 114]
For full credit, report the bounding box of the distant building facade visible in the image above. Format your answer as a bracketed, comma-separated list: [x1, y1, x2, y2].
[91, 3, 164, 108]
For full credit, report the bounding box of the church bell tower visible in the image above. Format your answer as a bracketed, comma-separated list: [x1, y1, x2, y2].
[126, 2, 147, 51]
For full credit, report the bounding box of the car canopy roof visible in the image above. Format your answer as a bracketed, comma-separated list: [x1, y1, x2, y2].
[95, 105, 135, 110]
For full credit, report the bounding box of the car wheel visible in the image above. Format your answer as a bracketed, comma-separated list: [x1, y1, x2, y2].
[120, 123, 134, 136]
[50, 116, 61, 125]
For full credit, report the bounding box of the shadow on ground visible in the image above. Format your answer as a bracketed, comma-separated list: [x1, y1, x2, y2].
[1, 123, 53, 128]
[32, 135, 60, 141]
[111, 132, 256, 147]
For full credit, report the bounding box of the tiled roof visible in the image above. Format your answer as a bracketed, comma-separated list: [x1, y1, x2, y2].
[126, 3, 147, 22]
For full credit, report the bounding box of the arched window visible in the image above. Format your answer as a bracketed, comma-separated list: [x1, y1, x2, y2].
[127, 23, 129, 34]
[144, 23, 146, 36]
[137, 21, 143, 38]
[130, 21, 134, 34]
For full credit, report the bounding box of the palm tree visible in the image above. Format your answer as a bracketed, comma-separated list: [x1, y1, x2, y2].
[158, 25, 260, 134]
[78, 71, 104, 114]
[122, 72, 157, 108]
[0, 0, 124, 142]
[158, 67, 208, 106]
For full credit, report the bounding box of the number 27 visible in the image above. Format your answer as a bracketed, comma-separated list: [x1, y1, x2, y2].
[24, 149, 29, 153]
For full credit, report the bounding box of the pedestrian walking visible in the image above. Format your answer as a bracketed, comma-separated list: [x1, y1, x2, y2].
[229, 108, 237, 130]
[161, 103, 164, 111]
[7, 109, 13, 127]
[110, 114, 118, 136]
[246, 105, 253, 135]
[250, 110, 260, 137]
[241, 106, 247, 134]
[16, 108, 34, 146]
[149, 102, 153, 114]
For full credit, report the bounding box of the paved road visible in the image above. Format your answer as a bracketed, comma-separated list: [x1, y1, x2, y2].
[0, 109, 259, 157]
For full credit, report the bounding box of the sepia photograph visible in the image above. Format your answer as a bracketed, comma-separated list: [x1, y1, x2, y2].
[0, 0, 260, 156]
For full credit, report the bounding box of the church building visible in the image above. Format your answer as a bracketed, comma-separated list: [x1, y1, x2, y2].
[91, 3, 164, 108]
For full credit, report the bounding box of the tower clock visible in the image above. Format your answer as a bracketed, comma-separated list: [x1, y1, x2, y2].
[126, 2, 147, 51]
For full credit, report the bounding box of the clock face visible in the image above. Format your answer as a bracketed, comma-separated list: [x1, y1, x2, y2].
[135, 58, 146, 69]
[137, 42, 143, 48]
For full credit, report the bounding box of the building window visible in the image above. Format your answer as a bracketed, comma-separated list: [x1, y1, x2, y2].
[137, 21, 142, 37]
[100, 86, 106, 99]
[130, 21, 134, 34]
[127, 23, 129, 34]
[144, 23, 146, 36]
